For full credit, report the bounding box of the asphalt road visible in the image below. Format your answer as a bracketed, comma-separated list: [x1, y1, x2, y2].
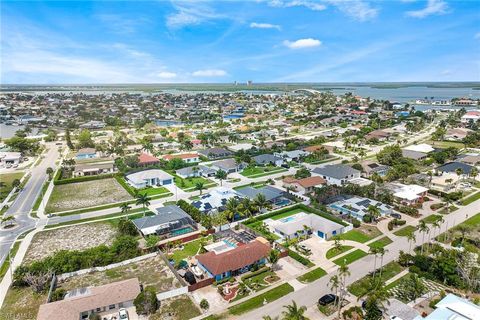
[0, 144, 58, 266]
[241, 198, 479, 320]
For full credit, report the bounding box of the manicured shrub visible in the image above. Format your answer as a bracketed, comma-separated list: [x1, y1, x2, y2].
[200, 299, 209, 310]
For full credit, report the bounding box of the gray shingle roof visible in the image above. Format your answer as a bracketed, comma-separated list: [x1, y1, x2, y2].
[236, 186, 283, 201]
[253, 154, 282, 165]
[312, 164, 360, 179]
[132, 205, 191, 230]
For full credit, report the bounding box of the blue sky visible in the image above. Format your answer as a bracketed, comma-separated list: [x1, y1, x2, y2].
[1, 0, 479, 84]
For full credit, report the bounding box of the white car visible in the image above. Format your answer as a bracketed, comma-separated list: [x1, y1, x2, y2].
[192, 265, 203, 278]
[118, 308, 129, 320]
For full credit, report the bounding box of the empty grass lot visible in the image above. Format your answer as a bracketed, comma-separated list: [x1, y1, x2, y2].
[228, 283, 294, 315]
[46, 178, 132, 213]
[368, 237, 393, 250]
[333, 249, 368, 266]
[326, 245, 354, 259]
[297, 267, 327, 283]
[337, 230, 372, 243]
[150, 294, 201, 320]
[393, 225, 417, 237]
[0, 171, 25, 201]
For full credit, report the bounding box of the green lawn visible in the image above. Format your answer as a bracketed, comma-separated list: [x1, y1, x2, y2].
[243, 270, 279, 292]
[326, 245, 354, 259]
[368, 237, 393, 250]
[462, 192, 480, 206]
[463, 213, 480, 227]
[426, 140, 465, 149]
[348, 261, 405, 296]
[173, 175, 216, 191]
[438, 205, 458, 215]
[228, 283, 294, 315]
[297, 267, 327, 283]
[337, 230, 372, 243]
[241, 166, 287, 178]
[0, 172, 25, 201]
[271, 208, 305, 220]
[168, 236, 211, 262]
[333, 249, 368, 266]
[421, 214, 443, 224]
[137, 186, 170, 196]
[0, 241, 21, 281]
[233, 181, 268, 190]
[393, 225, 417, 237]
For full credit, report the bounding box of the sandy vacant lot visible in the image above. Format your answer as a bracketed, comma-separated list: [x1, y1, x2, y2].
[23, 223, 117, 264]
[46, 178, 132, 213]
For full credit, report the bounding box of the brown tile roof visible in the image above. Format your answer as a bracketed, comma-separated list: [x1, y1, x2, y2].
[163, 153, 199, 160]
[297, 176, 326, 188]
[37, 278, 141, 320]
[138, 152, 160, 164]
[196, 240, 270, 276]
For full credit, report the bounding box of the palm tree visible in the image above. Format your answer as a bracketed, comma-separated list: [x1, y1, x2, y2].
[407, 232, 416, 254]
[417, 220, 429, 254]
[337, 264, 350, 319]
[369, 247, 379, 279]
[214, 169, 228, 186]
[11, 179, 21, 190]
[329, 274, 340, 310]
[469, 167, 478, 182]
[268, 249, 280, 271]
[367, 205, 381, 222]
[254, 193, 269, 213]
[455, 168, 463, 190]
[377, 248, 388, 278]
[362, 285, 391, 320]
[281, 300, 308, 320]
[46, 167, 54, 180]
[1, 215, 15, 227]
[135, 193, 151, 217]
[195, 182, 205, 195]
[120, 202, 131, 214]
[142, 142, 154, 154]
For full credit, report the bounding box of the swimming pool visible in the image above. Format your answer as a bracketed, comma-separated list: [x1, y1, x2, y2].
[223, 239, 237, 248]
[171, 227, 194, 236]
[276, 199, 292, 207]
[280, 216, 295, 223]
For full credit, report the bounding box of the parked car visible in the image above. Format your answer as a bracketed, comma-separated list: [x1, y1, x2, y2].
[390, 213, 401, 219]
[318, 294, 338, 306]
[281, 163, 290, 169]
[118, 308, 129, 320]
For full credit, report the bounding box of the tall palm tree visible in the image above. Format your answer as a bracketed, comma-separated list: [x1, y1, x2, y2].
[215, 169, 228, 186]
[469, 167, 478, 182]
[417, 220, 429, 255]
[455, 168, 463, 190]
[135, 193, 151, 217]
[281, 300, 308, 320]
[367, 205, 381, 222]
[362, 285, 391, 320]
[369, 247, 379, 279]
[195, 182, 205, 195]
[329, 274, 340, 310]
[120, 202, 131, 214]
[407, 232, 416, 254]
[268, 249, 280, 271]
[337, 264, 351, 319]
[254, 193, 269, 213]
[378, 248, 388, 278]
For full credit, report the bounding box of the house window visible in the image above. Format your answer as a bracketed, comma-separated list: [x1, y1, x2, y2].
[109, 304, 116, 310]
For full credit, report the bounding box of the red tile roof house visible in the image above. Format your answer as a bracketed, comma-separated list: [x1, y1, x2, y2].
[37, 278, 141, 320]
[138, 152, 160, 166]
[163, 153, 200, 164]
[283, 176, 327, 195]
[196, 239, 271, 281]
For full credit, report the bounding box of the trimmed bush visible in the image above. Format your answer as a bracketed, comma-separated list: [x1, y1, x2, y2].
[288, 250, 314, 267]
[54, 173, 115, 185]
[240, 266, 269, 282]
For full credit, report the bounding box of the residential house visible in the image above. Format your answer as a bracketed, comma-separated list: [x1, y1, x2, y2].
[235, 186, 286, 206]
[176, 166, 202, 179]
[132, 205, 197, 237]
[37, 278, 141, 320]
[328, 196, 394, 220]
[211, 158, 246, 174]
[138, 152, 160, 167]
[75, 148, 97, 160]
[456, 153, 480, 166]
[365, 129, 391, 142]
[403, 143, 435, 154]
[414, 294, 480, 320]
[445, 128, 473, 141]
[252, 154, 284, 167]
[402, 149, 428, 160]
[192, 187, 240, 213]
[126, 169, 173, 189]
[384, 183, 428, 205]
[264, 212, 346, 240]
[196, 238, 271, 281]
[312, 164, 361, 186]
[282, 176, 326, 195]
[430, 173, 460, 193]
[0, 151, 22, 166]
[436, 161, 475, 177]
[274, 150, 309, 162]
[73, 161, 115, 177]
[197, 148, 233, 160]
[359, 160, 390, 177]
[460, 110, 480, 124]
[163, 153, 200, 164]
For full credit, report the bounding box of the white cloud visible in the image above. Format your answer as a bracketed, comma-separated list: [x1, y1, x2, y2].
[192, 69, 227, 77]
[406, 0, 448, 18]
[250, 22, 281, 30]
[325, 0, 379, 21]
[474, 32, 480, 39]
[166, 2, 226, 29]
[157, 71, 177, 79]
[269, 0, 326, 11]
[96, 14, 149, 34]
[283, 38, 321, 49]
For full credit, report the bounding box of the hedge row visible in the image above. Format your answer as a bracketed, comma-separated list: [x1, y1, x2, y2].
[54, 172, 115, 185]
[245, 203, 347, 227]
[114, 174, 136, 196]
[240, 266, 270, 282]
[288, 250, 314, 267]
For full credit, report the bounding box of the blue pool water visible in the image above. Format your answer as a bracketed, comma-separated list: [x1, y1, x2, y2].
[276, 199, 291, 206]
[281, 216, 295, 223]
[171, 227, 193, 236]
[223, 239, 237, 247]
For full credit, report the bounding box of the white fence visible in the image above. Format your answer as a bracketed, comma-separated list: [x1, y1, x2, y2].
[156, 286, 188, 301]
[57, 252, 157, 281]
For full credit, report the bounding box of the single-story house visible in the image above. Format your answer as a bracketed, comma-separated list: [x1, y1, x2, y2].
[211, 158, 246, 174]
[403, 143, 435, 154]
[282, 176, 326, 195]
[73, 161, 115, 177]
[456, 153, 480, 166]
[0, 151, 22, 166]
[138, 152, 160, 166]
[197, 148, 233, 160]
[402, 149, 428, 160]
[163, 153, 200, 164]
[126, 169, 173, 189]
[196, 238, 271, 281]
[264, 212, 346, 240]
[365, 129, 391, 141]
[274, 150, 309, 162]
[460, 110, 480, 124]
[236, 186, 285, 205]
[328, 196, 394, 220]
[312, 164, 361, 186]
[176, 166, 201, 179]
[37, 278, 141, 320]
[75, 148, 97, 160]
[253, 154, 284, 167]
[445, 128, 472, 141]
[430, 173, 460, 193]
[132, 205, 197, 237]
[436, 161, 475, 176]
[192, 187, 240, 213]
[384, 183, 429, 205]
[414, 293, 480, 320]
[359, 160, 390, 177]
